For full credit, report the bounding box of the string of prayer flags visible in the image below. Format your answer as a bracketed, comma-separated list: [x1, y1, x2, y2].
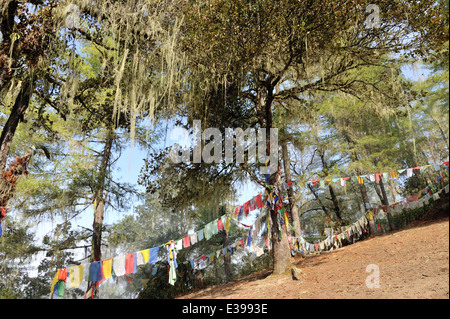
[306, 162, 449, 190]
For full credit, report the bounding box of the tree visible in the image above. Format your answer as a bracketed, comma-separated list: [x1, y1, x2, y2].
[173, 0, 448, 275]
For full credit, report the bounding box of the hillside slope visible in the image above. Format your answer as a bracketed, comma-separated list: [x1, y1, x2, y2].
[178, 210, 449, 299]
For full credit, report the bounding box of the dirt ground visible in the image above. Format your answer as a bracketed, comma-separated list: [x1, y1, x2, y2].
[178, 217, 449, 299]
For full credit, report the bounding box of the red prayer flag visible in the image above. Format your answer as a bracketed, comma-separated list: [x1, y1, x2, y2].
[58, 268, 68, 281]
[376, 173, 382, 183]
[183, 235, 190, 248]
[444, 161, 449, 166]
[235, 205, 241, 215]
[217, 219, 224, 231]
[125, 253, 135, 275]
[255, 194, 264, 208]
[243, 202, 249, 215]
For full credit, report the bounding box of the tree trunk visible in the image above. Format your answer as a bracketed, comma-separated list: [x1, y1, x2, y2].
[0, 79, 32, 172]
[91, 128, 114, 262]
[358, 182, 371, 213]
[259, 82, 291, 276]
[373, 182, 385, 205]
[281, 141, 301, 237]
[318, 150, 342, 221]
[86, 127, 114, 298]
[222, 226, 233, 282]
[269, 173, 292, 275]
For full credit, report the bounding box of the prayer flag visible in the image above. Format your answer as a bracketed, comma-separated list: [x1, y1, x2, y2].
[136, 252, 145, 266]
[190, 232, 198, 245]
[102, 259, 113, 279]
[50, 271, 59, 295]
[249, 198, 257, 211]
[255, 194, 264, 208]
[197, 229, 204, 241]
[183, 235, 191, 248]
[148, 246, 160, 264]
[69, 265, 83, 288]
[217, 219, 224, 231]
[376, 173, 382, 182]
[243, 202, 249, 215]
[89, 261, 103, 282]
[125, 253, 135, 275]
[113, 255, 126, 277]
[407, 168, 413, 177]
[225, 216, 231, 233]
[140, 249, 150, 264]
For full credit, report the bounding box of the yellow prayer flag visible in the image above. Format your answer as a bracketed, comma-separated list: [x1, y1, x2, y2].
[102, 259, 113, 279]
[141, 249, 150, 264]
[69, 265, 83, 288]
[284, 213, 290, 230]
[357, 176, 364, 184]
[390, 171, 398, 178]
[368, 210, 374, 221]
[225, 216, 231, 233]
[50, 270, 59, 295]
